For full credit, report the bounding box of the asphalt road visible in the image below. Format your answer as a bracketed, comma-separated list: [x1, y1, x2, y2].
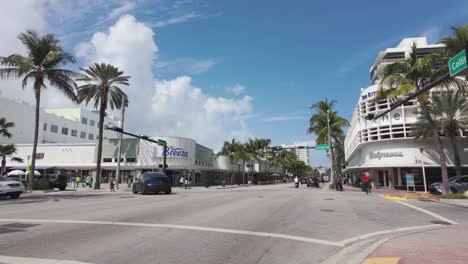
[0, 184, 466, 264]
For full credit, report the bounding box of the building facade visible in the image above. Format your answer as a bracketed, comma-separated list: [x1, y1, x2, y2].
[344, 37, 468, 190]
[0, 97, 116, 145]
[281, 142, 310, 165]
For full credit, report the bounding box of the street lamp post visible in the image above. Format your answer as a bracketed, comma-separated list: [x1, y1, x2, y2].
[115, 96, 126, 190]
[326, 110, 335, 184]
[419, 147, 427, 193]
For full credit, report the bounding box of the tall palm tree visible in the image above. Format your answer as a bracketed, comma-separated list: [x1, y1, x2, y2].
[308, 99, 349, 177]
[0, 144, 23, 175]
[412, 91, 468, 178]
[439, 25, 468, 57]
[245, 138, 271, 175]
[0, 117, 14, 139]
[218, 138, 240, 185]
[77, 63, 129, 189]
[0, 30, 78, 189]
[235, 144, 253, 184]
[377, 43, 466, 194]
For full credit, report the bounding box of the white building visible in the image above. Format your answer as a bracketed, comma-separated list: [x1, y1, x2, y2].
[344, 37, 468, 190]
[281, 142, 310, 165]
[0, 97, 116, 145]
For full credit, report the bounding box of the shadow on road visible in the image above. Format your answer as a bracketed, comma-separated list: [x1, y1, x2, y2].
[0, 193, 108, 205]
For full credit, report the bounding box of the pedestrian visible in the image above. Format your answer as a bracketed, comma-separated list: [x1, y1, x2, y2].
[294, 176, 299, 188]
[75, 175, 81, 188]
[184, 176, 189, 189]
[335, 176, 343, 191]
[128, 177, 132, 188]
[72, 176, 76, 190]
[180, 175, 185, 189]
[187, 175, 192, 189]
[85, 175, 91, 187]
[110, 178, 115, 192]
[361, 172, 372, 195]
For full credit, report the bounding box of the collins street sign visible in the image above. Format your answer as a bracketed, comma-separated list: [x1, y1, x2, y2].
[449, 49, 467, 76]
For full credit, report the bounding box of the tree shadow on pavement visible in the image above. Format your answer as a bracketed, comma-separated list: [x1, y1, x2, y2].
[0, 193, 108, 205]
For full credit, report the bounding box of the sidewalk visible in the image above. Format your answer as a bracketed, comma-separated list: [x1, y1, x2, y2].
[362, 224, 468, 264]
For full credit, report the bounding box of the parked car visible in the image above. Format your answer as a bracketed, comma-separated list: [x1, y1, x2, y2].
[429, 176, 468, 194]
[48, 174, 68, 191]
[300, 177, 308, 184]
[132, 172, 171, 195]
[0, 175, 24, 199]
[307, 177, 320, 188]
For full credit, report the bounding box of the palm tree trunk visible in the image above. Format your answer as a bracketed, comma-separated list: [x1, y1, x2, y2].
[1, 156, 6, 175]
[28, 90, 41, 190]
[329, 142, 335, 177]
[242, 160, 245, 184]
[420, 100, 450, 194]
[450, 133, 463, 177]
[94, 100, 106, 189]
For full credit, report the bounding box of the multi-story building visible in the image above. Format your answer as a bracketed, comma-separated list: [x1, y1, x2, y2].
[0, 97, 116, 145]
[282, 142, 310, 165]
[344, 37, 468, 190]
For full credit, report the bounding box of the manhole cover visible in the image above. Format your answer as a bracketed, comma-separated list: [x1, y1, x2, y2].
[258, 196, 264, 198]
[324, 198, 335, 200]
[431, 220, 451, 225]
[320, 209, 335, 212]
[119, 196, 135, 199]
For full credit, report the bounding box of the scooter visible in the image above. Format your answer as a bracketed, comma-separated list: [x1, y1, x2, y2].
[295, 182, 299, 188]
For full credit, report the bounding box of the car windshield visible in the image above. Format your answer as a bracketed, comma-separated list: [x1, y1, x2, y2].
[0, 176, 7, 181]
[143, 173, 167, 180]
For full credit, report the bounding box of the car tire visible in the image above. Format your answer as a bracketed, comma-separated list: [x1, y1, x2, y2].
[165, 190, 171, 194]
[10, 193, 20, 199]
[59, 186, 66, 191]
[450, 187, 457, 194]
[132, 186, 138, 194]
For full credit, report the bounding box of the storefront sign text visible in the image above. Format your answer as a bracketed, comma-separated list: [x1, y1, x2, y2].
[162, 147, 189, 158]
[369, 151, 403, 160]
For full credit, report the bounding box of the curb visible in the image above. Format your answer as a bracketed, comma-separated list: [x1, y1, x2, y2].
[321, 238, 389, 264]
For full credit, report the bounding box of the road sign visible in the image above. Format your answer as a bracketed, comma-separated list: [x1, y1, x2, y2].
[315, 144, 330, 150]
[449, 49, 467, 76]
[158, 139, 167, 146]
[406, 172, 415, 186]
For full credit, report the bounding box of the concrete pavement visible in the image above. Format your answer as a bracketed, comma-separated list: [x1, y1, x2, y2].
[0, 183, 466, 264]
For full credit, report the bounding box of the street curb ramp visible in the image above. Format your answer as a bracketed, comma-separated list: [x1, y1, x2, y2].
[320, 238, 389, 264]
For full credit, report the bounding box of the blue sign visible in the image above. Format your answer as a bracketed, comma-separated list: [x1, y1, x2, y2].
[406, 172, 415, 186]
[162, 147, 189, 158]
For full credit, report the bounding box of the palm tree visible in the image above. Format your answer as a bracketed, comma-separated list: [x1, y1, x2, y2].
[413, 91, 468, 178]
[0, 144, 23, 175]
[235, 144, 253, 184]
[218, 138, 240, 185]
[308, 99, 349, 177]
[439, 25, 468, 57]
[0, 30, 78, 189]
[245, 138, 271, 175]
[77, 63, 129, 189]
[0, 117, 14, 139]
[377, 43, 466, 194]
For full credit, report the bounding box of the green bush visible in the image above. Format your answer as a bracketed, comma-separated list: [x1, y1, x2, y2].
[32, 181, 50, 190]
[440, 193, 467, 199]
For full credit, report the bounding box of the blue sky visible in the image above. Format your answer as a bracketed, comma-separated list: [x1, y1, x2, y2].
[3, 0, 468, 167]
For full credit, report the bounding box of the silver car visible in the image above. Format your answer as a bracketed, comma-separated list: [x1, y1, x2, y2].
[429, 176, 468, 194]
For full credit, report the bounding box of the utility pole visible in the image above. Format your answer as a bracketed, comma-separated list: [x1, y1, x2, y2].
[115, 95, 126, 190]
[327, 110, 335, 184]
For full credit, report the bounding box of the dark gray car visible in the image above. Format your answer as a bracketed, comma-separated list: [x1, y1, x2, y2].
[429, 176, 468, 194]
[132, 172, 172, 195]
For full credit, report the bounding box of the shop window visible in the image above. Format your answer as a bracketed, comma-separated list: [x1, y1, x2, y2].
[71, 129, 78, 137]
[114, 158, 124, 162]
[126, 158, 136, 163]
[103, 158, 112, 163]
[51, 124, 58, 133]
[62, 127, 68, 135]
[80, 132, 86, 139]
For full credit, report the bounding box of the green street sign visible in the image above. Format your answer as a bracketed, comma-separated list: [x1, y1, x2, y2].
[315, 144, 330, 150]
[158, 139, 167, 146]
[449, 49, 467, 76]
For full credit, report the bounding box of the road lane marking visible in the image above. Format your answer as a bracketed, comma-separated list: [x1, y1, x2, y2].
[394, 201, 458, 225]
[0, 218, 345, 247]
[362, 257, 400, 264]
[0, 255, 94, 264]
[340, 224, 441, 246]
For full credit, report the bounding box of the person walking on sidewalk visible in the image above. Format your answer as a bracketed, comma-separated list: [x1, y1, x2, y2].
[187, 175, 192, 189]
[180, 176, 185, 189]
[109, 178, 115, 192]
[85, 175, 91, 187]
[335, 175, 343, 191]
[361, 172, 372, 195]
[75, 176, 81, 189]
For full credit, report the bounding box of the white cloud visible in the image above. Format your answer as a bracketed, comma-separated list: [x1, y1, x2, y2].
[108, 2, 136, 21]
[263, 114, 308, 122]
[75, 15, 253, 148]
[149, 12, 200, 28]
[225, 84, 246, 96]
[155, 58, 218, 75]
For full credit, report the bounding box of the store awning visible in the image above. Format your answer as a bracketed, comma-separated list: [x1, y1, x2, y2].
[11, 166, 53, 170]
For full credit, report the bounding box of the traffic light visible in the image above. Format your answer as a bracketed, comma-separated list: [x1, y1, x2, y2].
[272, 146, 282, 151]
[139, 135, 149, 140]
[297, 146, 309, 149]
[107, 126, 123, 132]
[158, 164, 168, 168]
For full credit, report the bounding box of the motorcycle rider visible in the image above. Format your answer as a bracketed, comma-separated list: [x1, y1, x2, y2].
[294, 176, 299, 188]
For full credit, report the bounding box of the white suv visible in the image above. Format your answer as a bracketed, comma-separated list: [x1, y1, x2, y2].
[0, 175, 24, 199]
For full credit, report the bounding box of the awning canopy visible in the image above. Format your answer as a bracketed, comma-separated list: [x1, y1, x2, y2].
[11, 166, 53, 170]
